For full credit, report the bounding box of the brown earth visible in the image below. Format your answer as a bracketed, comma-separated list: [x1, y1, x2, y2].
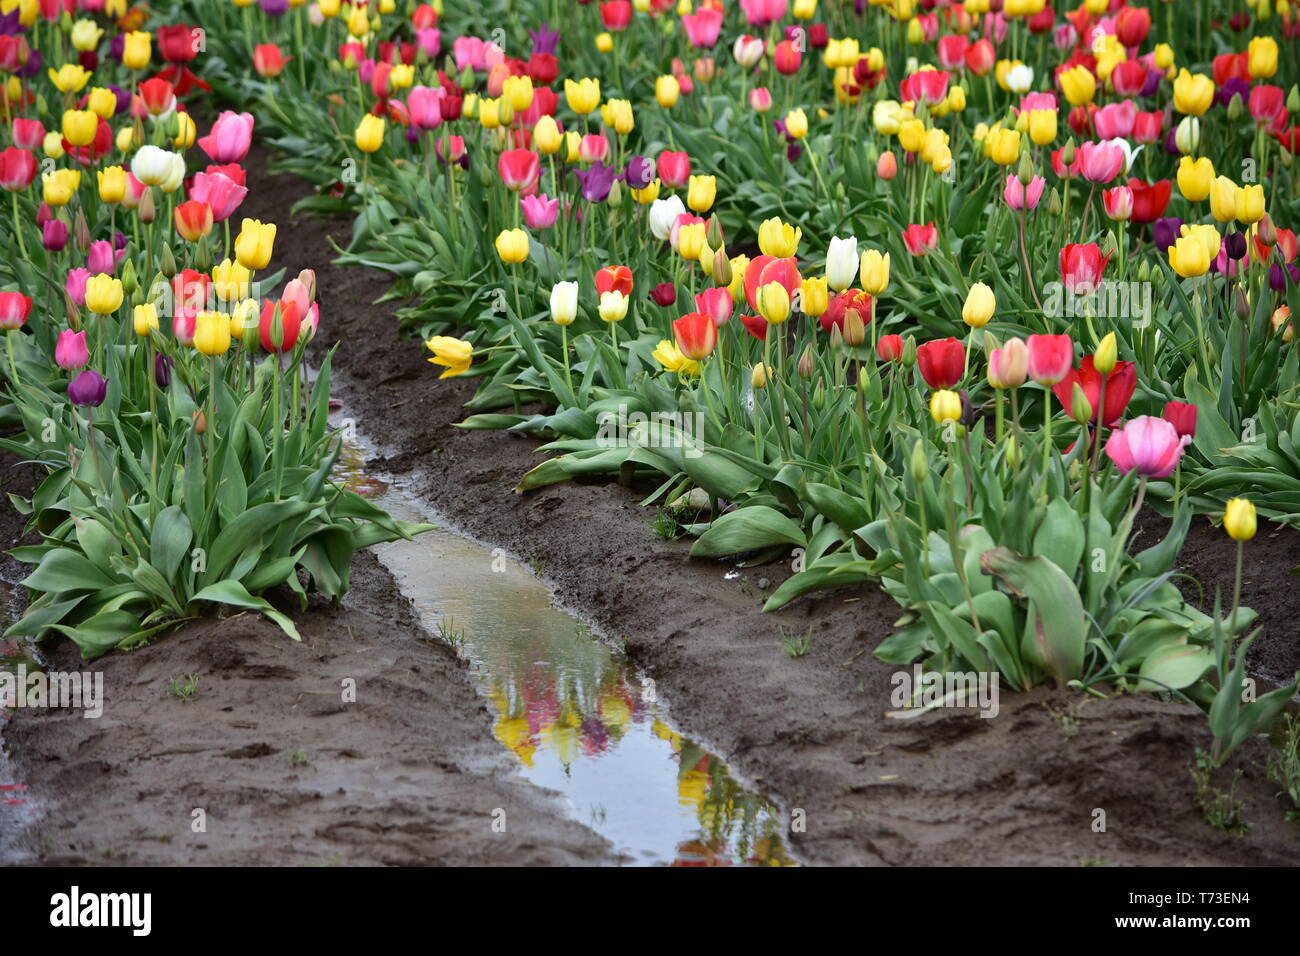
[3, 139, 1298, 867]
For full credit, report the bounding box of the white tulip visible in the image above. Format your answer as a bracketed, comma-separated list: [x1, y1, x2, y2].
[649, 194, 686, 241]
[825, 235, 858, 292]
[550, 281, 578, 326]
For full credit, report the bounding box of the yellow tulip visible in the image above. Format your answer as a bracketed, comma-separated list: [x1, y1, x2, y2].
[655, 74, 681, 108]
[132, 303, 159, 337]
[1223, 497, 1256, 541]
[652, 339, 700, 376]
[211, 259, 251, 303]
[595, 32, 613, 53]
[194, 310, 232, 356]
[987, 127, 1021, 166]
[234, 218, 276, 270]
[533, 115, 563, 154]
[1168, 236, 1211, 278]
[757, 282, 791, 325]
[1093, 332, 1117, 375]
[631, 178, 660, 204]
[1181, 223, 1222, 260]
[48, 64, 92, 94]
[1173, 69, 1214, 116]
[121, 31, 152, 70]
[601, 98, 634, 135]
[1209, 176, 1238, 223]
[565, 77, 601, 115]
[758, 217, 801, 258]
[86, 87, 117, 119]
[1248, 36, 1278, 79]
[1235, 184, 1265, 224]
[929, 389, 963, 424]
[677, 222, 706, 261]
[1058, 65, 1096, 106]
[85, 274, 124, 315]
[97, 166, 126, 203]
[962, 282, 996, 328]
[687, 175, 715, 213]
[785, 108, 809, 139]
[897, 118, 926, 153]
[800, 276, 828, 318]
[61, 110, 97, 147]
[860, 249, 890, 294]
[354, 114, 385, 153]
[1177, 156, 1214, 202]
[70, 19, 103, 52]
[502, 75, 534, 111]
[495, 228, 529, 263]
[1028, 109, 1057, 146]
[425, 336, 474, 378]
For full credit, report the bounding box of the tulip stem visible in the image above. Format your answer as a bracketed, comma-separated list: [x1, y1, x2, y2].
[1230, 540, 1243, 639]
[1041, 389, 1053, 486]
[10, 191, 26, 262]
[5, 331, 15, 385]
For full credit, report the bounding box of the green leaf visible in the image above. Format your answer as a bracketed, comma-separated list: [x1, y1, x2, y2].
[690, 506, 806, 559]
[980, 546, 1086, 686]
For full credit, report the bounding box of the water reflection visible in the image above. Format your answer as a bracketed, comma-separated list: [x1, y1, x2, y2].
[334, 435, 795, 866]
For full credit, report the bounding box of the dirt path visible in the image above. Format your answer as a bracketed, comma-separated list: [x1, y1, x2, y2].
[242, 148, 1297, 865]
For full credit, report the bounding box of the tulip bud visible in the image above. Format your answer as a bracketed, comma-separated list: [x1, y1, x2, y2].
[1223, 497, 1256, 542]
[983, 330, 1000, 357]
[1137, 259, 1151, 282]
[812, 380, 826, 410]
[1234, 286, 1250, 320]
[1281, 146, 1294, 168]
[1047, 188, 1062, 217]
[159, 243, 176, 279]
[706, 216, 724, 251]
[1017, 151, 1034, 187]
[1099, 231, 1118, 260]
[712, 248, 732, 286]
[64, 291, 80, 330]
[877, 150, 898, 180]
[193, 409, 207, 434]
[1069, 382, 1093, 425]
[910, 440, 928, 483]
[798, 343, 817, 376]
[751, 363, 768, 388]
[155, 353, 173, 388]
[1289, 85, 1300, 115]
[606, 179, 623, 207]
[1004, 432, 1021, 467]
[138, 187, 155, 224]
[121, 258, 138, 298]
[195, 235, 212, 273]
[842, 308, 865, 347]
[902, 334, 917, 367]
[74, 210, 90, 253]
[1093, 332, 1117, 375]
[1258, 213, 1278, 245]
[1061, 138, 1076, 166]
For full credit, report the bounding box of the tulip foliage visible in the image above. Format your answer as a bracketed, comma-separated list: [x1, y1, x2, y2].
[104, 0, 1300, 749]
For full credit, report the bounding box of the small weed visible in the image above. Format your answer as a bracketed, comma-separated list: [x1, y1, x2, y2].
[169, 675, 199, 702]
[1042, 701, 1082, 739]
[589, 804, 607, 825]
[286, 748, 311, 768]
[435, 617, 466, 647]
[575, 621, 594, 641]
[1080, 857, 1108, 867]
[1266, 713, 1300, 823]
[1190, 749, 1250, 836]
[650, 510, 683, 541]
[779, 626, 812, 658]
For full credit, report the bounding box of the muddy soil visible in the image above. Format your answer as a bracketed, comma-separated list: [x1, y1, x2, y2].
[239, 146, 1297, 865]
[5, 138, 1299, 867]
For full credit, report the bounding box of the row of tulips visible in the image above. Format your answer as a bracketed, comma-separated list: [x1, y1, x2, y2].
[0, 1, 428, 657]
[179, 0, 1300, 762]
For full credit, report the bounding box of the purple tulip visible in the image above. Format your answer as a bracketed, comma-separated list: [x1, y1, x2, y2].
[155, 354, 173, 389]
[1224, 231, 1247, 260]
[625, 154, 654, 190]
[42, 219, 68, 252]
[529, 24, 560, 57]
[573, 162, 620, 203]
[68, 369, 107, 408]
[1152, 217, 1183, 253]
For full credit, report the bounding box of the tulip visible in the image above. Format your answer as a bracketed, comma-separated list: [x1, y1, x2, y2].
[758, 217, 801, 258]
[962, 283, 996, 328]
[355, 114, 385, 153]
[234, 218, 276, 270]
[757, 282, 791, 325]
[1173, 69, 1214, 116]
[548, 281, 579, 327]
[930, 389, 962, 425]
[800, 277, 828, 319]
[253, 43, 289, 78]
[695, 287, 733, 326]
[85, 275, 123, 315]
[1235, 185, 1265, 225]
[1162, 401, 1197, 439]
[1059, 243, 1109, 293]
[193, 310, 232, 356]
[174, 200, 214, 241]
[687, 174, 716, 213]
[498, 149, 540, 192]
[901, 223, 938, 256]
[657, 150, 690, 188]
[1026, 334, 1073, 386]
[916, 337, 965, 389]
[122, 31, 153, 71]
[564, 77, 601, 115]
[1223, 498, 1256, 542]
[988, 337, 1028, 388]
[1051, 356, 1135, 427]
[0, 292, 31, 331]
[650, 283, 678, 308]
[673, 312, 718, 361]
[425, 335, 473, 378]
[595, 265, 633, 299]
[1177, 156, 1214, 203]
[785, 108, 809, 140]
[1169, 236, 1211, 278]
[655, 74, 681, 108]
[55, 329, 89, 370]
[67, 369, 107, 407]
[1004, 173, 1045, 210]
[1059, 65, 1096, 106]
[133, 303, 159, 337]
[495, 228, 529, 264]
[877, 151, 898, 180]
[1102, 186, 1133, 221]
[648, 195, 685, 239]
[877, 334, 904, 362]
[598, 290, 629, 323]
[1104, 415, 1191, 479]
[189, 171, 247, 223]
[1248, 37, 1278, 80]
[198, 111, 254, 164]
[520, 194, 558, 230]
[859, 249, 890, 294]
[61, 109, 97, 148]
[131, 145, 176, 187]
[749, 87, 773, 112]
[258, 299, 302, 353]
[986, 128, 1021, 166]
[1077, 141, 1125, 183]
[825, 236, 858, 292]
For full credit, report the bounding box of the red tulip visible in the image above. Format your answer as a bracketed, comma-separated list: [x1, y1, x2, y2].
[1114, 5, 1151, 47]
[877, 333, 904, 362]
[173, 200, 213, 241]
[0, 147, 36, 191]
[1249, 85, 1286, 127]
[1131, 110, 1163, 144]
[595, 264, 633, 298]
[901, 222, 938, 256]
[11, 118, 43, 150]
[657, 150, 690, 188]
[260, 298, 303, 353]
[600, 0, 632, 31]
[138, 77, 176, 116]
[937, 35, 969, 71]
[650, 282, 678, 307]
[1051, 356, 1136, 427]
[964, 38, 995, 76]
[773, 39, 802, 74]
[916, 337, 965, 389]
[740, 314, 768, 341]
[1212, 52, 1250, 87]
[820, 289, 872, 333]
[498, 148, 540, 192]
[253, 43, 290, 78]
[1060, 243, 1109, 293]
[899, 69, 950, 105]
[1026, 334, 1074, 386]
[158, 24, 199, 64]
[1125, 178, 1171, 223]
[673, 311, 718, 360]
[1109, 60, 1148, 97]
[0, 291, 32, 330]
[1162, 401, 1198, 439]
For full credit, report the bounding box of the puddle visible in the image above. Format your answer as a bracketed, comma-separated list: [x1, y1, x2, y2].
[335, 432, 796, 866]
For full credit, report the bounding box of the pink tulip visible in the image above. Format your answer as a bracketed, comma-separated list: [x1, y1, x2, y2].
[1104, 415, 1191, 479]
[1026, 333, 1074, 386]
[1092, 100, 1136, 140]
[1004, 173, 1046, 210]
[739, 0, 787, 27]
[407, 85, 445, 130]
[695, 287, 733, 326]
[1078, 140, 1125, 183]
[188, 170, 248, 222]
[579, 134, 609, 164]
[521, 193, 559, 229]
[197, 111, 254, 164]
[414, 28, 441, 58]
[749, 87, 772, 112]
[937, 35, 970, 70]
[55, 329, 88, 370]
[1103, 185, 1133, 221]
[682, 8, 724, 48]
[988, 337, 1029, 388]
[86, 239, 122, 275]
[65, 268, 90, 307]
